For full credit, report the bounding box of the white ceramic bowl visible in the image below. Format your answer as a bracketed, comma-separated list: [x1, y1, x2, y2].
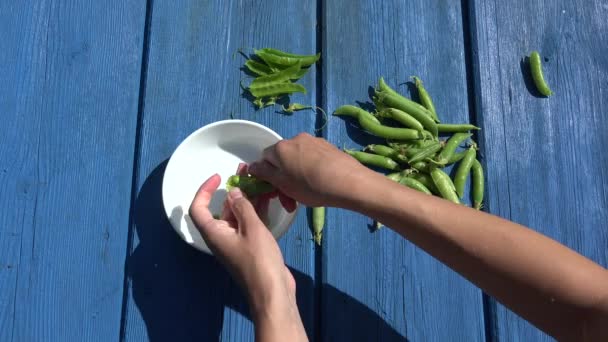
[162, 120, 297, 254]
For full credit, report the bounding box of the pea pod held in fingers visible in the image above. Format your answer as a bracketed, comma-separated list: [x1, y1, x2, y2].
[255, 48, 321, 67]
[378, 108, 424, 131]
[453, 146, 477, 198]
[344, 150, 400, 171]
[375, 91, 438, 137]
[411, 76, 439, 123]
[365, 144, 407, 163]
[529, 51, 553, 96]
[407, 141, 442, 164]
[430, 168, 460, 204]
[226, 175, 275, 197]
[312, 207, 325, 246]
[399, 177, 432, 195]
[435, 133, 472, 165]
[471, 159, 484, 210]
[437, 123, 480, 133]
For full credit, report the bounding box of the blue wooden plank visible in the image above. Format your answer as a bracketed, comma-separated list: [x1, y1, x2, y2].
[0, 1, 146, 341]
[322, 1, 486, 341]
[120, 0, 319, 340]
[468, 0, 608, 340]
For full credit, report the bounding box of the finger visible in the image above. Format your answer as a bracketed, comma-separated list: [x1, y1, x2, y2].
[261, 144, 280, 166]
[249, 160, 280, 182]
[189, 174, 221, 227]
[278, 192, 297, 213]
[236, 162, 248, 175]
[227, 188, 263, 234]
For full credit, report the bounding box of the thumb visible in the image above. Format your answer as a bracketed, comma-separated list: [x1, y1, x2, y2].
[227, 188, 264, 233]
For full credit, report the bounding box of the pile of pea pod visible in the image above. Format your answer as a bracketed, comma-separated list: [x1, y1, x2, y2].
[243, 48, 320, 109]
[334, 77, 484, 211]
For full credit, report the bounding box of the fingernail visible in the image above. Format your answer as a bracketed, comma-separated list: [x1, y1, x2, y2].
[229, 188, 243, 200]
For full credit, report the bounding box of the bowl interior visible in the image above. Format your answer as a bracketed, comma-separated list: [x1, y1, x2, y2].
[162, 120, 297, 254]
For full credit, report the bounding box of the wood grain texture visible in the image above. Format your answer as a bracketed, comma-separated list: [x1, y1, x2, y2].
[0, 0, 146, 341]
[120, 0, 319, 341]
[469, 0, 608, 340]
[322, 1, 486, 341]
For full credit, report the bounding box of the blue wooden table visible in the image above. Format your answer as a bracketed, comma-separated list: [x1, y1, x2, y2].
[1, 1, 606, 341]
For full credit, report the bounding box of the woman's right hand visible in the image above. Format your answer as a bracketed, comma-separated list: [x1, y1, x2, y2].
[249, 133, 369, 207]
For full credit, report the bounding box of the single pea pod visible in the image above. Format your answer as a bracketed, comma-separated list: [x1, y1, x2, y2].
[407, 172, 439, 194]
[377, 76, 401, 98]
[471, 159, 484, 210]
[386, 172, 403, 182]
[453, 146, 477, 198]
[407, 141, 442, 164]
[226, 175, 275, 197]
[437, 124, 480, 133]
[410, 161, 434, 173]
[312, 206, 325, 246]
[344, 150, 400, 171]
[435, 133, 472, 165]
[411, 76, 439, 123]
[255, 48, 321, 67]
[430, 168, 460, 204]
[365, 144, 408, 163]
[359, 114, 422, 140]
[529, 51, 553, 97]
[333, 105, 381, 124]
[446, 151, 467, 165]
[399, 177, 432, 195]
[249, 82, 307, 98]
[244, 60, 273, 76]
[249, 61, 302, 89]
[375, 90, 438, 137]
[378, 108, 424, 132]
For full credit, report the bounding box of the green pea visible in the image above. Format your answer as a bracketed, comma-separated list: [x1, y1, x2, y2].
[344, 150, 400, 171]
[437, 124, 480, 133]
[359, 114, 422, 141]
[435, 133, 472, 165]
[399, 177, 432, 195]
[226, 175, 275, 197]
[378, 108, 424, 131]
[407, 141, 442, 164]
[471, 159, 484, 210]
[255, 48, 320, 67]
[377, 76, 401, 98]
[333, 105, 381, 124]
[411, 76, 439, 123]
[529, 51, 553, 97]
[406, 172, 439, 194]
[453, 146, 477, 198]
[430, 168, 460, 204]
[312, 206, 325, 246]
[374, 88, 438, 137]
[365, 144, 407, 163]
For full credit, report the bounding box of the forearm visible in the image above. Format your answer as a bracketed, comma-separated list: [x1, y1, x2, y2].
[339, 168, 608, 340]
[249, 282, 308, 342]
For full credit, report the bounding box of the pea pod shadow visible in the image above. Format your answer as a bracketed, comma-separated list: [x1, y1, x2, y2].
[125, 160, 409, 341]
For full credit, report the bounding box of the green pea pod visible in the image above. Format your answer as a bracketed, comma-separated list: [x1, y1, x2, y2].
[333, 105, 380, 124]
[345, 150, 400, 171]
[399, 177, 432, 195]
[245, 60, 273, 76]
[375, 90, 438, 137]
[358, 114, 422, 141]
[471, 159, 484, 210]
[226, 175, 275, 197]
[312, 206, 325, 246]
[249, 83, 307, 98]
[249, 61, 302, 89]
[411, 76, 440, 123]
[386, 172, 403, 182]
[255, 48, 320, 68]
[453, 146, 477, 198]
[407, 172, 439, 194]
[446, 151, 467, 165]
[407, 141, 442, 164]
[430, 168, 460, 204]
[435, 133, 472, 165]
[529, 51, 553, 97]
[377, 77, 401, 98]
[437, 124, 480, 133]
[365, 144, 408, 163]
[378, 108, 424, 131]
[410, 161, 434, 173]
